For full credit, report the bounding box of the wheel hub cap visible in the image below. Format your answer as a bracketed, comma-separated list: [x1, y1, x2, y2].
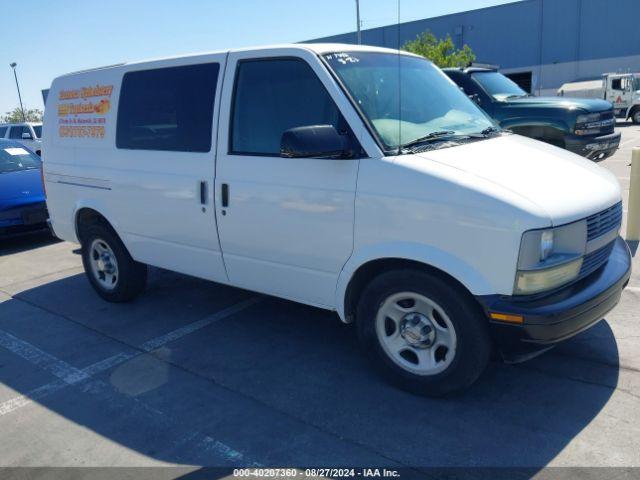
[89, 239, 119, 290]
[97, 253, 115, 274]
[400, 313, 436, 348]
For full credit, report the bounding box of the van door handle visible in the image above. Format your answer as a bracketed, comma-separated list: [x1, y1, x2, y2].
[200, 181, 207, 204]
[221, 183, 229, 208]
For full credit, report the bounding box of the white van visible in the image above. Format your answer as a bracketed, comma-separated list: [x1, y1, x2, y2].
[43, 44, 631, 396]
[0, 122, 43, 155]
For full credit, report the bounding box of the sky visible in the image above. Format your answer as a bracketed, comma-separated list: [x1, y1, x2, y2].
[1, 0, 520, 116]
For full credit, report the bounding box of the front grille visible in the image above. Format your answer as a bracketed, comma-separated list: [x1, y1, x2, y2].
[579, 241, 615, 280]
[587, 202, 622, 242]
[578, 111, 615, 135]
[599, 111, 615, 134]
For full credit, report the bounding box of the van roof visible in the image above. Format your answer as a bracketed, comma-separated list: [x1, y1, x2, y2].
[60, 43, 417, 77]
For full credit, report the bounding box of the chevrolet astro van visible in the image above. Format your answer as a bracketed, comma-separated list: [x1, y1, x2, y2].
[43, 44, 631, 396]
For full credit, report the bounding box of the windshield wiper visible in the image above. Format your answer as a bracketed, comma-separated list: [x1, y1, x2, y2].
[479, 126, 501, 136]
[399, 130, 457, 150]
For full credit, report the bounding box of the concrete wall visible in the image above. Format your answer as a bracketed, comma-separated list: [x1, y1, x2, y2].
[309, 0, 640, 95]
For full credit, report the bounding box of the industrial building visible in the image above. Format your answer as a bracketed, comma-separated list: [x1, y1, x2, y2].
[310, 0, 640, 95]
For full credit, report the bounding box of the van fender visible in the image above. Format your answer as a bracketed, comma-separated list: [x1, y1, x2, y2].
[334, 242, 496, 322]
[72, 198, 122, 244]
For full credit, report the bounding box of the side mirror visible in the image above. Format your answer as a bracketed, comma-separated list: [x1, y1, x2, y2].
[22, 132, 33, 140]
[280, 125, 351, 159]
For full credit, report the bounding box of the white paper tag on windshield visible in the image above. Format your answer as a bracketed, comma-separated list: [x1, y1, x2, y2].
[4, 147, 29, 156]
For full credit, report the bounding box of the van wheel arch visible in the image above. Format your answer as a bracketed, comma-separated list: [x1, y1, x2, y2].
[76, 208, 114, 245]
[344, 258, 482, 324]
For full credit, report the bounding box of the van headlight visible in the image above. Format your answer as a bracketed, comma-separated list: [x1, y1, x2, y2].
[515, 258, 583, 295]
[514, 221, 587, 295]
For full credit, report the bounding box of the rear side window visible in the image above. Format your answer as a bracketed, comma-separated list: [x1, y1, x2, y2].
[231, 58, 342, 155]
[0, 126, 7, 137]
[117, 63, 220, 152]
[9, 126, 27, 139]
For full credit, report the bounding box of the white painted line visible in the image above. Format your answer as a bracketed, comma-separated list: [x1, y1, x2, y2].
[140, 297, 261, 352]
[198, 436, 245, 461]
[0, 297, 260, 417]
[0, 379, 67, 416]
[0, 329, 89, 384]
[82, 351, 138, 376]
[0, 297, 263, 465]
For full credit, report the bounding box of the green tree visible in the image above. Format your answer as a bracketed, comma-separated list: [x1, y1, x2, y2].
[0, 107, 43, 123]
[402, 31, 475, 68]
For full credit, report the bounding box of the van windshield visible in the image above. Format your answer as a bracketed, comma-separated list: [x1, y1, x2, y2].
[0, 144, 41, 173]
[323, 52, 495, 151]
[471, 71, 528, 100]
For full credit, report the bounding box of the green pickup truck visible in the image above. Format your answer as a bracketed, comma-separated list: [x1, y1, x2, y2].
[443, 66, 620, 160]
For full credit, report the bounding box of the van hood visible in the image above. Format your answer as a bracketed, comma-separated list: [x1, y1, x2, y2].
[504, 96, 613, 113]
[414, 134, 621, 226]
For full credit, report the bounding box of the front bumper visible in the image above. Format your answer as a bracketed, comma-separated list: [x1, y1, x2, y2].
[565, 131, 621, 160]
[477, 237, 632, 362]
[0, 202, 49, 238]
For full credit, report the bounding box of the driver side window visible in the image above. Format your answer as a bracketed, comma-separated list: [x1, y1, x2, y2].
[230, 58, 351, 156]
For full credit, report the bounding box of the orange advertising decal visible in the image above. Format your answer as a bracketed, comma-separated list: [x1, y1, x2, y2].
[57, 84, 113, 139]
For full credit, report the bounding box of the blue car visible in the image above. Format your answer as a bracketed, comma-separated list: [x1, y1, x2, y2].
[0, 139, 48, 237]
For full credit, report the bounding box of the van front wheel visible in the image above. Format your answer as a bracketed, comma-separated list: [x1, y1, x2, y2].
[356, 270, 490, 396]
[81, 223, 147, 302]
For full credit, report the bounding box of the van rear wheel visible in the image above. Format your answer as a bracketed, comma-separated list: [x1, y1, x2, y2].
[81, 223, 147, 302]
[356, 269, 490, 396]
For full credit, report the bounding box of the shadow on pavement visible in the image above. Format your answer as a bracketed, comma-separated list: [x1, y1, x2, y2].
[0, 231, 59, 257]
[0, 269, 620, 473]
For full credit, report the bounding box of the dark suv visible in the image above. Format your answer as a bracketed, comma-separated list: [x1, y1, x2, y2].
[444, 67, 620, 160]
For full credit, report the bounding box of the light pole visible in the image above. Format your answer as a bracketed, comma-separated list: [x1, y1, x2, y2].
[9, 62, 26, 122]
[355, 0, 361, 44]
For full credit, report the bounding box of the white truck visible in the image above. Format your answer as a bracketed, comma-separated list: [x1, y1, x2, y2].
[0, 122, 43, 155]
[558, 73, 640, 124]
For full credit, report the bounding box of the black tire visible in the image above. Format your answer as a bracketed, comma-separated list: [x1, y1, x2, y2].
[632, 109, 640, 125]
[356, 269, 491, 397]
[80, 222, 147, 302]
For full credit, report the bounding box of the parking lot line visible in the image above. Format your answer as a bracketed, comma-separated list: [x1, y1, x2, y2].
[0, 297, 261, 417]
[140, 297, 262, 352]
[0, 329, 89, 384]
